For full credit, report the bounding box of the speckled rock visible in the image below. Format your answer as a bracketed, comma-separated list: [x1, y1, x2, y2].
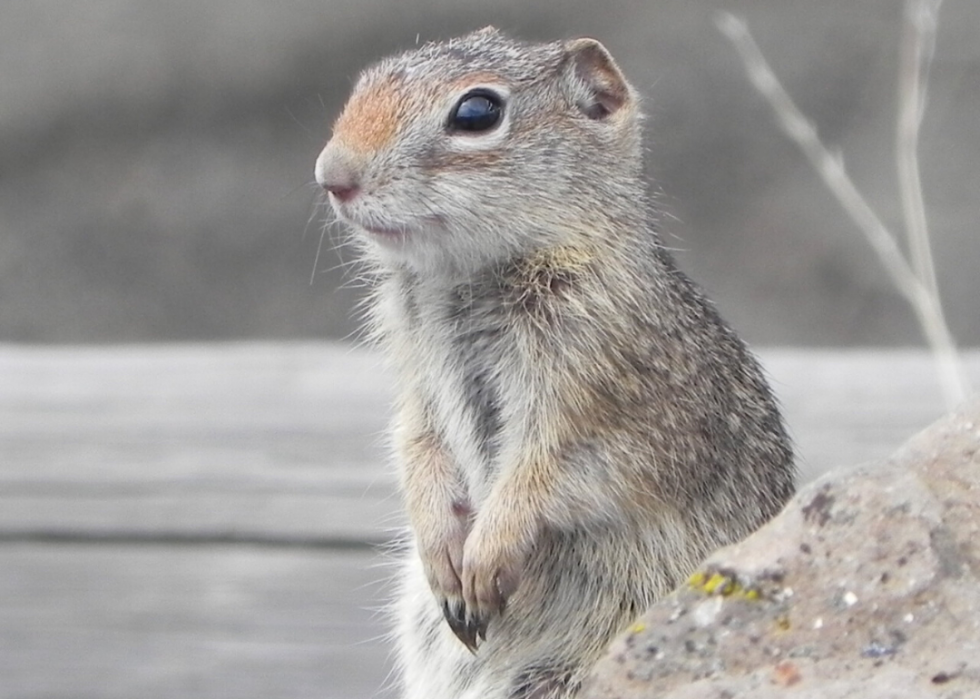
[583, 398, 980, 698]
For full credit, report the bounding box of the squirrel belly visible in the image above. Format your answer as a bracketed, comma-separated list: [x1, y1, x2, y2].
[316, 27, 795, 699]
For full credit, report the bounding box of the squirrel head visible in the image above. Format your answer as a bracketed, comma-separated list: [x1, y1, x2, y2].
[315, 28, 645, 276]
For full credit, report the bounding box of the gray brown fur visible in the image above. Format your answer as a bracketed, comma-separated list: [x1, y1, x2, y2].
[314, 27, 795, 699]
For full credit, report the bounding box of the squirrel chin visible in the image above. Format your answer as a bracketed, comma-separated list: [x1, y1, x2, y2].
[336, 209, 414, 242]
[358, 224, 409, 240]
[352, 214, 449, 249]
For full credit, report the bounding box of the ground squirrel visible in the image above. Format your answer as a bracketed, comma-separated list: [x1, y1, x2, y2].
[314, 27, 795, 699]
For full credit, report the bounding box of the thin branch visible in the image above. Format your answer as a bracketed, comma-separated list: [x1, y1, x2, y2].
[715, 13, 920, 303]
[896, 0, 942, 301]
[715, 11, 969, 408]
[894, 0, 967, 407]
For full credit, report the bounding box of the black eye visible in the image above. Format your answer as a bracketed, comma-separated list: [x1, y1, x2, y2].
[447, 90, 503, 133]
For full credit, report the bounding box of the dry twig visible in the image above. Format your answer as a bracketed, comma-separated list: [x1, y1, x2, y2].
[716, 7, 969, 408]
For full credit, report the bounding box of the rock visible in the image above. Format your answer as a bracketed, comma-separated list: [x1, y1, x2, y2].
[582, 398, 980, 698]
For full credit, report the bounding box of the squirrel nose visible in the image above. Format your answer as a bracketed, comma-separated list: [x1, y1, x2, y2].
[315, 142, 362, 202]
[323, 175, 360, 203]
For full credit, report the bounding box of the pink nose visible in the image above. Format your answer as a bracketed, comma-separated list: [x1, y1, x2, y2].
[315, 143, 362, 202]
[324, 181, 360, 202]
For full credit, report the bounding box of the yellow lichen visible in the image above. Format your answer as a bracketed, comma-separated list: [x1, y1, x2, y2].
[688, 569, 763, 601]
[703, 573, 727, 594]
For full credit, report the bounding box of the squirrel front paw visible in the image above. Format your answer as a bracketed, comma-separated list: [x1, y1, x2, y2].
[413, 502, 477, 648]
[457, 514, 532, 650]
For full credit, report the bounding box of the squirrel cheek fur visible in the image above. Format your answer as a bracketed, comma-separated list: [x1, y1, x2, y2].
[317, 27, 795, 699]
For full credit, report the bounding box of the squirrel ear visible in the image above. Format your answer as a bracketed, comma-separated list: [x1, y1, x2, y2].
[562, 38, 631, 120]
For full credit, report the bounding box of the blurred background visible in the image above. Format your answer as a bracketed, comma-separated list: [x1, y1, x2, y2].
[2, 0, 977, 348]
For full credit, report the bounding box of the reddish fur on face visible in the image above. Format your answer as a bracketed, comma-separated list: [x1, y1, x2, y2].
[333, 80, 404, 153]
[332, 67, 506, 158]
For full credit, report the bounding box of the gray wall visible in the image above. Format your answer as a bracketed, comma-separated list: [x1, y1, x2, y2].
[2, 0, 977, 345]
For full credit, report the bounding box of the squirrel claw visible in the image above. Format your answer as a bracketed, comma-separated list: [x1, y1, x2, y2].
[442, 599, 480, 653]
[463, 610, 490, 652]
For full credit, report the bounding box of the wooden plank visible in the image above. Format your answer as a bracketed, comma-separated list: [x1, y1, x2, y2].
[763, 349, 980, 482]
[1, 344, 979, 541]
[0, 544, 395, 699]
[0, 343, 402, 543]
[0, 343, 978, 698]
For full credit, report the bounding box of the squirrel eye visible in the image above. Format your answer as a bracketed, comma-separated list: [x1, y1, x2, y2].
[447, 90, 503, 133]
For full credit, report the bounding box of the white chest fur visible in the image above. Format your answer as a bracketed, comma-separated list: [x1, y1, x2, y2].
[378, 273, 516, 505]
